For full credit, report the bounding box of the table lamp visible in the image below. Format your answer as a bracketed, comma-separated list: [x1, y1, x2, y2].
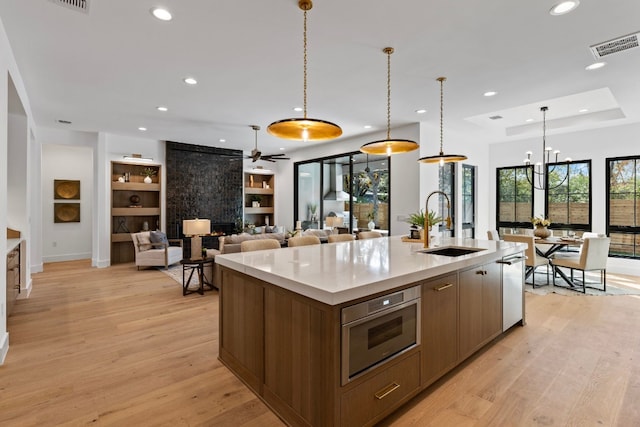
[183, 218, 210, 259]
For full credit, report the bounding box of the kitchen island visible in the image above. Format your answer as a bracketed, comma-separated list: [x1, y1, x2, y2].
[215, 236, 526, 427]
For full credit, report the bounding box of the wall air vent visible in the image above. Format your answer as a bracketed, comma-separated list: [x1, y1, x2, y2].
[489, 115, 503, 120]
[590, 32, 639, 58]
[48, 0, 90, 14]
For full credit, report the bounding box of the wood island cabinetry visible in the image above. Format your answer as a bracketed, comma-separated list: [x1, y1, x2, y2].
[244, 171, 274, 227]
[421, 273, 458, 387]
[217, 238, 525, 426]
[459, 261, 502, 360]
[110, 161, 161, 264]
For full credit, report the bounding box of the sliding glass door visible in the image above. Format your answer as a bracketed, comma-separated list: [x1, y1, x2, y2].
[294, 152, 390, 233]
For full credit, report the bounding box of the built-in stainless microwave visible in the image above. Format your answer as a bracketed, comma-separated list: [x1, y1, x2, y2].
[341, 286, 421, 385]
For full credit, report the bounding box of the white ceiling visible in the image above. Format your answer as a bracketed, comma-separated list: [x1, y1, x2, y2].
[1, 0, 639, 156]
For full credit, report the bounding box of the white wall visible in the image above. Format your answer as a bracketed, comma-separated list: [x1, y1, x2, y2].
[489, 122, 640, 275]
[41, 144, 93, 262]
[0, 14, 37, 364]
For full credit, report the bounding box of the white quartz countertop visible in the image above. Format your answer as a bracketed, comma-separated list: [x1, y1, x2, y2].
[215, 236, 526, 305]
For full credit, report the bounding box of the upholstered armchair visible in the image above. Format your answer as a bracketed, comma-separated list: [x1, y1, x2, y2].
[131, 231, 183, 270]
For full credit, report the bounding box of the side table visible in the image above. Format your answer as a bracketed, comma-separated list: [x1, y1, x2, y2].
[181, 257, 216, 296]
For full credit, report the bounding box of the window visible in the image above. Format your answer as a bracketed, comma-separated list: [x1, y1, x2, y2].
[546, 160, 591, 230]
[294, 152, 391, 233]
[607, 156, 640, 259]
[438, 163, 455, 237]
[496, 166, 533, 230]
[462, 164, 476, 238]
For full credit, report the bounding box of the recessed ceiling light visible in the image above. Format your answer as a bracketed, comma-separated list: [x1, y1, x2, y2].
[483, 91, 497, 97]
[150, 7, 172, 21]
[138, 127, 147, 131]
[525, 118, 534, 122]
[585, 62, 606, 71]
[183, 77, 197, 85]
[363, 125, 372, 129]
[280, 147, 285, 151]
[219, 139, 226, 143]
[415, 109, 427, 114]
[579, 108, 589, 113]
[549, 1, 580, 16]
[293, 107, 303, 112]
[156, 106, 168, 112]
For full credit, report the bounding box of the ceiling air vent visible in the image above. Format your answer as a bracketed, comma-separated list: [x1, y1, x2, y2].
[489, 115, 503, 120]
[48, 0, 90, 14]
[590, 32, 639, 58]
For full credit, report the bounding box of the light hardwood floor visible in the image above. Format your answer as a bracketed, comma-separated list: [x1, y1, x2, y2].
[2, 260, 640, 426]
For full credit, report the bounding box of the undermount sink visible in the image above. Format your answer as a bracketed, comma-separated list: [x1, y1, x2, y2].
[417, 246, 486, 257]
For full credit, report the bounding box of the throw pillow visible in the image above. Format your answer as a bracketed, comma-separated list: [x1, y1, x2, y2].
[150, 230, 168, 245]
[137, 232, 152, 251]
[149, 231, 169, 248]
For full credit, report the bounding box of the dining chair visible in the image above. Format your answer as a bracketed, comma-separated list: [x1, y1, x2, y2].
[327, 234, 355, 243]
[487, 229, 500, 240]
[240, 239, 281, 252]
[551, 236, 611, 293]
[358, 231, 383, 239]
[287, 235, 321, 247]
[503, 234, 550, 287]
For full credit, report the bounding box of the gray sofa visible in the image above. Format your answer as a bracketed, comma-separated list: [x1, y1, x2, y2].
[205, 231, 285, 286]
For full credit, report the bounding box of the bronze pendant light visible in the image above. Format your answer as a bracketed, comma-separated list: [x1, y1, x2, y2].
[360, 47, 419, 156]
[267, 0, 342, 142]
[418, 77, 467, 165]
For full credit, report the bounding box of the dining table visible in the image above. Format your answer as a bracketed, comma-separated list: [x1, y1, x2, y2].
[535, 236, 583, 258]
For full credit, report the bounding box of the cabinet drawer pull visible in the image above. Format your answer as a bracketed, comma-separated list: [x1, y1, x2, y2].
[375, 382, 400, 400]
[434, 283, 453, 292]
[475, 270, 487, 275]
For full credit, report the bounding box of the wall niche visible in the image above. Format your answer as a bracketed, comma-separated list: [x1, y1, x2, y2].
[165, 141, 243, 239]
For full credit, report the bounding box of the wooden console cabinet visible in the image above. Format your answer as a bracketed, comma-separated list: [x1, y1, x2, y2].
[6, 242, 21, 317]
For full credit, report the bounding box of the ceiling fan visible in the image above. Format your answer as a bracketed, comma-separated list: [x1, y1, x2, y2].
[245, 125, 290, 162]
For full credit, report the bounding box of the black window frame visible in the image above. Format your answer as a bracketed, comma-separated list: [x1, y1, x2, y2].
[438, 162, 455, 237]
[606, 155, 640, 259]
[496, 165, 534, 230]
[293, 151, 392, 234]
[462, 164, 476, 238]
[544, 159, 592, 231]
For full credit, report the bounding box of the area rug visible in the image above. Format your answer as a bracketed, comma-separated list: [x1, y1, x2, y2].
[525, 271, 640, 296]
[158, 264, 191, 287]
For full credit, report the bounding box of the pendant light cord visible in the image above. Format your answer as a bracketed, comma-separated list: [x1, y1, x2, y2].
[438, 77, 446, 155]
[303, 8, 308, 119]
[383, 47, 394, 140]
[386, 49, 391, 140]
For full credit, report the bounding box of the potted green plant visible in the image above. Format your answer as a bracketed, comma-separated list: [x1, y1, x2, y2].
[140, 167, 157, 183]
[308, 203, 318, 221]
[367, 211, 376, 230]
[406, 209, 442, 230]
[251, 195, 262, 208]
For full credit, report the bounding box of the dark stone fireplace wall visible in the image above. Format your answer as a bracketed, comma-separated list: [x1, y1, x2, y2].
[165, 141, 243, 240]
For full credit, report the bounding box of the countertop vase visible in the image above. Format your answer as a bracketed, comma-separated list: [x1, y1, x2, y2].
[534, 225, 551, 239]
